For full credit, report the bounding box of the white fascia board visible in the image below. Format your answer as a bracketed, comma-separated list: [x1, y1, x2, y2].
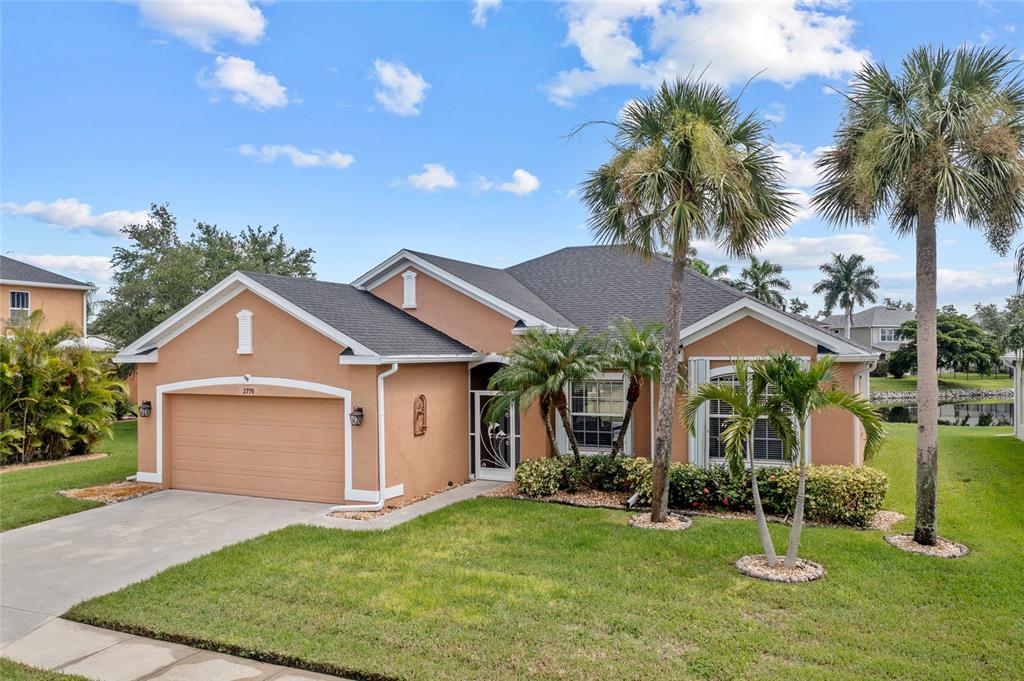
[0, 279, 94, 291]
[339, 352, 485, 366]
[511, 325, 577, 336]
[113, 350, 158, 364]
[119, 271, 380, 360]
[680, 299, 874, 358]
[352, 250, 565, 330]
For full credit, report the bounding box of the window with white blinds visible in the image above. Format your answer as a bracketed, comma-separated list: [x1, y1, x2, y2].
[707, 374, 787, 463]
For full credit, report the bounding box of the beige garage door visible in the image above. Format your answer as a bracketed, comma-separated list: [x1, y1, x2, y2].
[169, 394, 345, 503]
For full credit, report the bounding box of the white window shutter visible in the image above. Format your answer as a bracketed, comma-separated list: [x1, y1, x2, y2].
[402, 271, 417, 309]
[236, 309, 253, 354]
[687, 357, 710, 467]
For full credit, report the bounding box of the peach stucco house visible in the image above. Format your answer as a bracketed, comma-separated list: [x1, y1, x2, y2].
[114, 246, 878, 508]
[1, 255, 95, 336]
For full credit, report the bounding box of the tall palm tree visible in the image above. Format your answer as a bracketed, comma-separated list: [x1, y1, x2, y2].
[685, 359, 797, 567]
[486, 328, 606, 463]
[607, 318, 664, 459]
[811, 46, 1024, 545]
[690, 258, 731, 281]
[735, 256, 791, 308]
[812, 253, 879, 338]
[755, 354, 885, 567]
[580, 78, 794, 522]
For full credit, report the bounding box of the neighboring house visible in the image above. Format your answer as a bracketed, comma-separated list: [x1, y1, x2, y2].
[822, 305, 915, 355]
[114, 246, 878, 506]
[0, 255, 96, 337]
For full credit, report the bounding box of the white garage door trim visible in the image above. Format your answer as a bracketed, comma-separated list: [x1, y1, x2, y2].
[142, 375, 372, 502]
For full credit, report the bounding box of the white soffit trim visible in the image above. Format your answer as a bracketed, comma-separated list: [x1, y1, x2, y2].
[0, 279, 95, 291]
[679, 299, 873, 359]
[340, 352, 486, 365]
[351, 250, 567, 330]
[116, 271, 380, 360]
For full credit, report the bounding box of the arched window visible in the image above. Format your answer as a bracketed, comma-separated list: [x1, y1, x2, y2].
[707, 372, 787, 464]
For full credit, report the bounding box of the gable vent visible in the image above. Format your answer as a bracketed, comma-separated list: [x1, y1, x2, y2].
[402, 270, 417, 309]
[236, 309, 254, 354]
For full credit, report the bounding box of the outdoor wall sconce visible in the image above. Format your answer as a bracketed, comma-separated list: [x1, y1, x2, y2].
[350, 407, 364, 426]
[139, 400, 152, 418]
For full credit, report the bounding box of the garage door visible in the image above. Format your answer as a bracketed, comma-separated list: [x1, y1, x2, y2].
[169, 394, 345, 503]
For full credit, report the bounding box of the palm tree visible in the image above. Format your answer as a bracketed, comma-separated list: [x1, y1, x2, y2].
[690, 258, 731, 282]
[486, 328, 606, 463]
[685, 359, 797, 566]
[755, 354, 885, 567]
[580, 78, 794, 522]
[812, 45, 1024, 545]
[607, 318, 664, 459]
[735, 256, 790, 308]
[812, 253, 879, 338]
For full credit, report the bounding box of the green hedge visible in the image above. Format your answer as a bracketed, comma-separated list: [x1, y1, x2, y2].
[514, 455, 888, 527]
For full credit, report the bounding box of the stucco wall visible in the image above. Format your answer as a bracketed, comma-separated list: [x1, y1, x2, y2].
[1, 284, 86, 333]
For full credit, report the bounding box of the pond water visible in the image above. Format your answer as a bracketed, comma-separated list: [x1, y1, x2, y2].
[876, 401, 1013, 427]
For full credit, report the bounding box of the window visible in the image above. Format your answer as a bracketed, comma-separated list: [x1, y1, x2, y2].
[236, 309, 253, 354]
[878, 327, 898, 343]
[570, 377, 625, 450]
[707, 374, 787, 463]
[402, 270, 417, 309]
[9, 291, 29, 320]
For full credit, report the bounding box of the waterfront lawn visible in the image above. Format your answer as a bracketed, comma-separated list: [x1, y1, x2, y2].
[871, 373, 1011, 393]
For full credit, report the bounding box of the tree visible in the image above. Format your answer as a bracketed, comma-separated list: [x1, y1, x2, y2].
[788, 297, 810, 315]
[811, 46, 1024, 546]
[486, 329, 606, 463]
[690, 258, 731, 282]
[607, 319, 664, 459]
[685, 359, 797, 567]
[883, 297, 914, 311]
[812, 253, 879, 337]
[93, 204, 316, 347]
[754, 354, 885, 567]
[973, 294, 1024, 351]
[735, 256, 791, 308]
[579, 79, 794, 522]
[890, 312, 1002, 376]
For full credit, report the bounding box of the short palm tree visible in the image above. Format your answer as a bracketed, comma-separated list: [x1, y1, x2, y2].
[755, 354, 885, 568]
[735, 256, 790, 308]
[690, 258, 731, 281]
[685, 359, 797, 566]
[812, 253, 879, 338]
[811, 45, 1024, 545]
[580, 78, 794, 522]
[607, 318, 663, 459]
[486, 328, 606, 463]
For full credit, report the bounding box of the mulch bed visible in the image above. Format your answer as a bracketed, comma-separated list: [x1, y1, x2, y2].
[629, 513, 691, 531]
[329, 480, 470, 520]
[484, 483, 632, 509]
[884, 533, 969, 558]
[0, 452, 108, 475]
[868, 510, 906, 532]
[735, 554, 826, 583]
[57, 481, 160, 504]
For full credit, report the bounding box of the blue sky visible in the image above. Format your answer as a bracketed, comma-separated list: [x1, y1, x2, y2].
[2, 1, 1022, 314]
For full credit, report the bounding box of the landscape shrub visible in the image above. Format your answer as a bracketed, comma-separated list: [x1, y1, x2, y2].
[513, 458, 563, 497]
[774, 465, 889, 526]
[514, 455, 633, 497]
[869, 358, 889, 378]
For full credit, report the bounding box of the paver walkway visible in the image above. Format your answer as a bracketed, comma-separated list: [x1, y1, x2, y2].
[1, 480, 503, 680]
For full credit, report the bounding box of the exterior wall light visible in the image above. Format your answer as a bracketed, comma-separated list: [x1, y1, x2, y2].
[350, 407, 364, 426]
[139, 400, 152, 418]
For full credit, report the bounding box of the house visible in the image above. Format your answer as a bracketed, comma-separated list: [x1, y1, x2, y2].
[1, 255, 96, 338]
[114, 246, 878, 507]
[822, 305, 915, 355]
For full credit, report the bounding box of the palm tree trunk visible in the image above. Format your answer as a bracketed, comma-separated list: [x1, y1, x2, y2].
[914, 206, 939, 546]
[845, 304, 852, 339]
[651, 241, 687, 523]
[749, 439, 778, 566]
[784, 420, 809, 568]
[556, 404, 582, 463]
[610, 377, 640, 460]
[539, 398, 560, 457]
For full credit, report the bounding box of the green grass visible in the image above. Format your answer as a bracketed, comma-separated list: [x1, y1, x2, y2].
[65, 424, 1024, 680]
[0, 659, 90, 681]
[0, 421, 137, 531]
[871, 373, 1012, 393]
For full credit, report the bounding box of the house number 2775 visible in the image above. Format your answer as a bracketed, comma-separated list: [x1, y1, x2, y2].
[242, 387, 255, 395]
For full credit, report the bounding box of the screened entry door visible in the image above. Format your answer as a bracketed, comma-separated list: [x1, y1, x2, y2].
[472, 391, 517, 482]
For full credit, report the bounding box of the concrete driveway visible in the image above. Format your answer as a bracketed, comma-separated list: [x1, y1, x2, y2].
[0, 490, 334, 647]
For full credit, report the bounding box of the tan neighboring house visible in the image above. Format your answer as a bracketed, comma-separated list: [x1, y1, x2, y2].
[822, 305, 915, 355]
[1, 255, 95, 336]
[115, 246, 879, 508]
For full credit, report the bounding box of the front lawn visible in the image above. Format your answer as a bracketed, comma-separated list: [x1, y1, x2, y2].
[871, 373, 1012, 393]
[0, 659, 90, 681]
[65, 424, 1024, 680]
[0, 421, 137, 532]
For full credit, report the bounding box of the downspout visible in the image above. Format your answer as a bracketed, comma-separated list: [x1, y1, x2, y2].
[330, 362, 399, 512]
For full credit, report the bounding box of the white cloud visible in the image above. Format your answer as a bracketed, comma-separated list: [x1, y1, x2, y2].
[373, 60, 429, 116]
[764, 102, 787, 123]
[2, 198, 148, 238]
[136, 0, 266, 51]
[200, 56, 290, 110]
[471, 0, 502, 28]
[475, 169, 541, 196]
[776, 142, 829, 188]
[882, 269, 1015, 294]
[694, 233, 898, 270]
[546, 0, 869, 105]
[12, 254, 113, 289]
[238, 144, 354, 169]
[407, 163, 457, 191]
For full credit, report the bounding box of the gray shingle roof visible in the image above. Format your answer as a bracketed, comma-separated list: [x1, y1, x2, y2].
[243, 272, 474, 356]
[0, 255, 92, 288]
[823, 305, 915, 329]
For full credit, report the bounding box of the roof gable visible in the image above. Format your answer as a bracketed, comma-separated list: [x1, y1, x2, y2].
[0, 255, 94, 289]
